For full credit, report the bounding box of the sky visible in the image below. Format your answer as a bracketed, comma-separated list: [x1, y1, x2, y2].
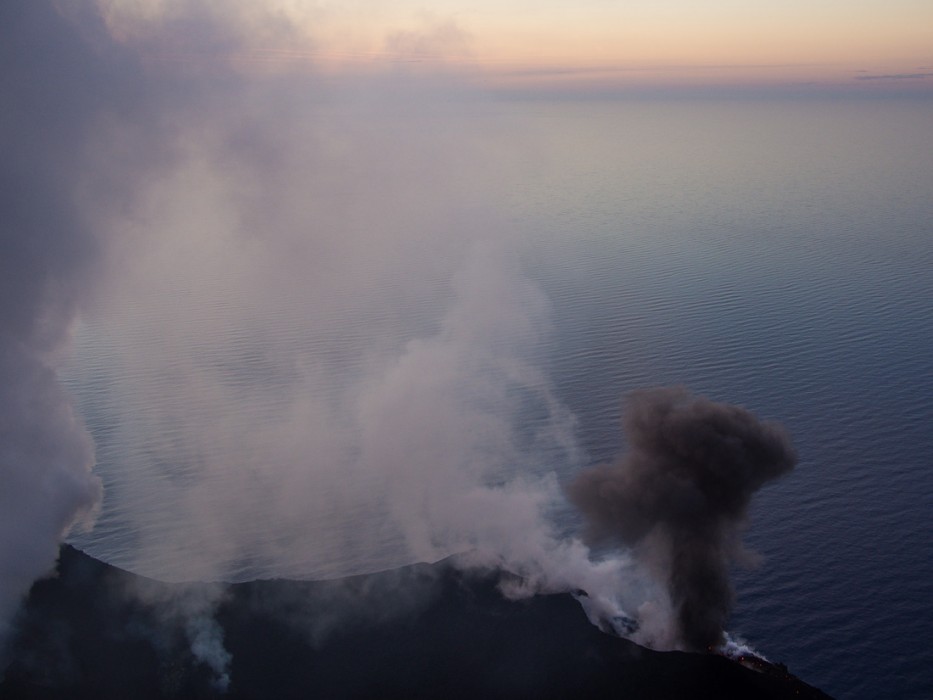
[93, 0, 933, 93]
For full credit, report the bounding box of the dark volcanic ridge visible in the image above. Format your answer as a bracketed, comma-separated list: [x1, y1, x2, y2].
[1, 546, 830, 699]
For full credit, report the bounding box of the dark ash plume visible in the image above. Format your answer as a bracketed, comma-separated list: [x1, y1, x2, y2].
[566, 387, 796, 651]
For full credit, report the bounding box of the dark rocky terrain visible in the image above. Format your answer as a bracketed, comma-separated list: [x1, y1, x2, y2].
[1, 546, 832, 699]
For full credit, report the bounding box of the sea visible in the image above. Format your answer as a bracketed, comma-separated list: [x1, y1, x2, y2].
[65, 96, 933, 699]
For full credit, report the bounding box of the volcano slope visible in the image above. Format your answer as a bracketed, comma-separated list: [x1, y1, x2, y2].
[1, 546, 831, 699]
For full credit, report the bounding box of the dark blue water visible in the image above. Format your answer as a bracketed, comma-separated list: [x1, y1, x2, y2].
[67, 97, 933, 699]
[512, 98, 933, 699]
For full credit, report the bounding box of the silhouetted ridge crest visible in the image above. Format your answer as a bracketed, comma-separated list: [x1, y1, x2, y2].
[0, 545, 831, 699]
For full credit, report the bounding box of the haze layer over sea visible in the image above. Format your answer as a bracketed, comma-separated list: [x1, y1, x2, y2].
[65, 97, 933, 700]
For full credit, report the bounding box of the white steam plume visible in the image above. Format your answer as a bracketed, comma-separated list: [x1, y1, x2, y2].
[6, 0, 742, 670]
[129, 579, 233, 692]
[51, 0, 681, 652]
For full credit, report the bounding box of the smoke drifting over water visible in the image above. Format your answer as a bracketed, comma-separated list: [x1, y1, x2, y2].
[567, 387, 797, 650]
[0, 0, 151, 656]
[2, 1, 802, 683]
[52, 0, 583, 590]
[0, 0, 596, 672]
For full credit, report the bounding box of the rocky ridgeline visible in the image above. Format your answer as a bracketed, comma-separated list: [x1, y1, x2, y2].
[1, 546, 832, 699]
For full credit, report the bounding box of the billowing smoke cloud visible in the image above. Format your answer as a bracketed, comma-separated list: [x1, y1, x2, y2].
[3, 1, 796, 678]
[58, 0, 572, 590]
[566, 387, 797, 651]
[2, 0, 602, 678]
[0, 0, 153, 657]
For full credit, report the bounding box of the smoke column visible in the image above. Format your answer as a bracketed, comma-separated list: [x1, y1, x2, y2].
[0, 1, 130, 657]
[0, 0, 605, 680]
[566, 387, 796, 651]
[0, 1, 797, 677]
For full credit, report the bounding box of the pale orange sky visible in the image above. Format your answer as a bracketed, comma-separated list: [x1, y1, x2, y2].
[96, 0, 933, 91]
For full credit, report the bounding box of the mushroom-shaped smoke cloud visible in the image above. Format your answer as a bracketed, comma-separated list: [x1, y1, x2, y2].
[566, 387, 796, 651]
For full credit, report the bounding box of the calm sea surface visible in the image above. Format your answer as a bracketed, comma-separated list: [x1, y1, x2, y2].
[67, 98, 933, 699]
